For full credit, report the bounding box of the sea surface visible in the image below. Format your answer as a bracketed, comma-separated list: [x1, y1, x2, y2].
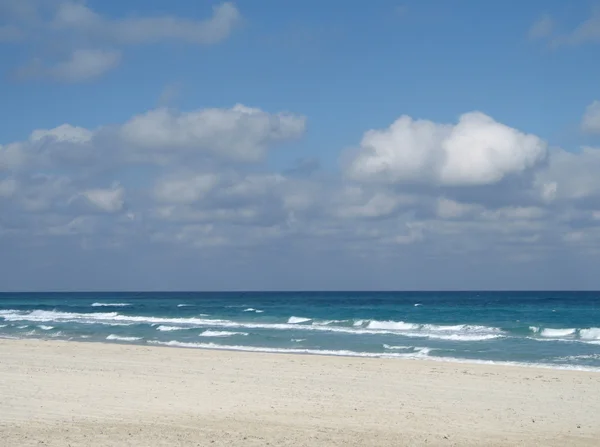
[1, 291, 600, 370]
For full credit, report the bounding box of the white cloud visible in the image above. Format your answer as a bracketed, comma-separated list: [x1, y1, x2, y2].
[5, 1, 241, 82]
[30, 124, 93, 143]
[0, 142, 28, 171]
[49, 49, 121, 82]
[581, 100, 600, 134]
[346, 111, 547, 186]
[529, 14, 554, 39]
[120, 104, 306, 162]
[53, 1, 241, 46]
[1, 104, 304, 170]
[535, 147, 600, 200]
[154, 174, 218, 205]
[82, 184, 125, 213]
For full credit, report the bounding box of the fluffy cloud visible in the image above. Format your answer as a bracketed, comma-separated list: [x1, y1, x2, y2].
[119, 105, 306, 163]
[534, 147, 600, 201]
[3, 104, 305, 170]
[346, 111, 547, 186]
[581, 101, 600, 134]
[30, 124, 94, 144]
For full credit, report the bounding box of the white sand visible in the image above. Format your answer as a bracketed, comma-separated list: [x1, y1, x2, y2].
[1, 339, 599, 446]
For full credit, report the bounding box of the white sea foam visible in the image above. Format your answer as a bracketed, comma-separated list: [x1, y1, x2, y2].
[414, 304, 422, 307]
[91, 303, 131, 307]
[199, 330, 248, 337]
[353, 320, 364, 327]
[580, 328, 600, 340]
[147, 340, 600, 372]
[0, 324, 7, 328]
[38, 325, 54, 330]
[555, 354, 600, 361]
[149, 341, 405, 358]
[0, 309, 507, 340]
[540, 328, 576, 338]
[427, 334, 503, 341]
[106, 334, 142, 342]
[367, 320, 420, 331]
[177, 304, 192, 307]
[17, 325, 29, 329]
[156, 325, 188, 332]
[291, 339, 306, 342]
[383, 344, 413, 350]
[529, 326, 540, 333]
[313, 319, 348, 326]
[288, 316, 311, 324]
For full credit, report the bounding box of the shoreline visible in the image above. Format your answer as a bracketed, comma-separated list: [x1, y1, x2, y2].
[5, 334, 600, 373]
[2, 338, 600, 446]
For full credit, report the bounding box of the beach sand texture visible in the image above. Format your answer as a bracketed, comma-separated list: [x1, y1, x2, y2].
[1, 339, 599, 446]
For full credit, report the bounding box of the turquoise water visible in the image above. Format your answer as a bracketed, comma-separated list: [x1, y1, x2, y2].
[1, 291, 599, 370]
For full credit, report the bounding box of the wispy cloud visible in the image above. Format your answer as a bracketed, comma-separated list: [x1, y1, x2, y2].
[2, 1, 242, 82]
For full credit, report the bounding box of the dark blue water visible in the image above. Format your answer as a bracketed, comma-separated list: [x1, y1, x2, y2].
[1, 291, 599, 370]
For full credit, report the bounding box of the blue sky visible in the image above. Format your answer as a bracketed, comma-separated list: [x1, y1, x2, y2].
[1, 0, 600, 290]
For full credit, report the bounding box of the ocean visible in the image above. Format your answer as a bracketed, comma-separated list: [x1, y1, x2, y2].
[1, 291, 599, 370]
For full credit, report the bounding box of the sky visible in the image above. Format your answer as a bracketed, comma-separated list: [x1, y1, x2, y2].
[1, 0, 600, 291]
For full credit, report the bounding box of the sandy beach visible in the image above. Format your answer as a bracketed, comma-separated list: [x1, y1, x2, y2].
[1, 339, 599, 446]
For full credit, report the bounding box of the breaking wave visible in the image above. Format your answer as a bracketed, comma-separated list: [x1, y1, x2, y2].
[106, 334, 142, 342]
[156, 325, 189, 332]
[2, 310, 599, 347]
[92, 303, 131, 307]
[288, 316, 312, 324]
[199, 330, 248, 337]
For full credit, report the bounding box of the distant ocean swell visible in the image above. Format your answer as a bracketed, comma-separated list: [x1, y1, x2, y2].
[1, 291, 599, 371]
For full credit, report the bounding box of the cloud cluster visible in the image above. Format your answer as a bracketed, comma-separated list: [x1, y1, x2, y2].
[3, 101, 600, 288]
[1, 104, 306, 173]
[1, 0, 241, 81]
[345, 112, 547, 186]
